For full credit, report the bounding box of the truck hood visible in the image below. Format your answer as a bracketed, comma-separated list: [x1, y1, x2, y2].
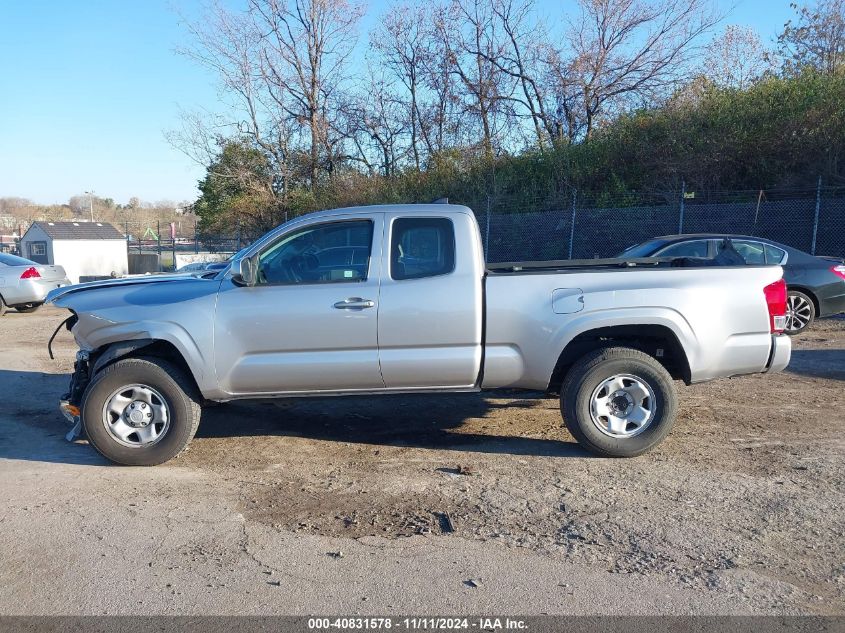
[44, 273, 209, 306]
[45, 273, 220, 309]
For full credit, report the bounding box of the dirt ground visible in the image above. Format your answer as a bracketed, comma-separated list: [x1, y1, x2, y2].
[1, 306, 843, 615]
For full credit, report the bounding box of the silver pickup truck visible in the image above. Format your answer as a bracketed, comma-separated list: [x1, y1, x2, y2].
[47, 204, 791, 466]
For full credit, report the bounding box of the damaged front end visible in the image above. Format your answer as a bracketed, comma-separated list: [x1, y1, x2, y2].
[59, 350, 91, 442]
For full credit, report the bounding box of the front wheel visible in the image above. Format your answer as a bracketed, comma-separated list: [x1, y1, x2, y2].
[81, 357, 202, 466]
[561, 347, 677, 457]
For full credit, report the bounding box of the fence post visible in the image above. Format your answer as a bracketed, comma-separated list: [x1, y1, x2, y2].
[157, 221, 162, 272]
[484, 195, 491, 258]
[568, 189, 577, 260]
[194, 222, 199, 254]
[677, 180, 685, 235]
[811, 176, 822, 255]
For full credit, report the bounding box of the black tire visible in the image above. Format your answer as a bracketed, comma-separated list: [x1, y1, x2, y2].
[785, 290, 815, 335]
[561, 346, 677, 458]
[15, 303, 41, 313]
[0, 294, 7, 317]
[81, 357, 202, 466]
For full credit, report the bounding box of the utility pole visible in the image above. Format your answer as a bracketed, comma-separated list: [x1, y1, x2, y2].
[84, 190, 95, 222]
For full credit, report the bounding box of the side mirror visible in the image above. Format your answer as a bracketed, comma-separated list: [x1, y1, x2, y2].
[233, 254, 258, 287]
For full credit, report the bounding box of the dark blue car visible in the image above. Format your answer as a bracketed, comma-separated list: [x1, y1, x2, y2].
[620, 234, 845, 334]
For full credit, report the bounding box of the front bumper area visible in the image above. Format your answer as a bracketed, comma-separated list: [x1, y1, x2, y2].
[765, 334, 791, 374]
[59, 351, 91, 442]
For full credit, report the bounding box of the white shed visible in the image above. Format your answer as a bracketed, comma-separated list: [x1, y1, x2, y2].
[20, 221, 128, 284]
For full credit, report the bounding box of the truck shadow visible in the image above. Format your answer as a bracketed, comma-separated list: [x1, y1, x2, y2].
[786, 349, 845, 381]
[196, 391, 587, 458]
[0, 369, 586, 464]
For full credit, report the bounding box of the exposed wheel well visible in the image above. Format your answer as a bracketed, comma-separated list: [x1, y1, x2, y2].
[92, 339, 201, 397]
[547, 325, 691, 393]
[786, 286, 819, 315]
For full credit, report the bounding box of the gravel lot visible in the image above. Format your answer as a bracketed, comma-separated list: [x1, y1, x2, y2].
[1, 306, 843, 615]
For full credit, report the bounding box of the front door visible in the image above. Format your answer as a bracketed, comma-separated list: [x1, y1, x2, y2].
[214, 215, 385, 395]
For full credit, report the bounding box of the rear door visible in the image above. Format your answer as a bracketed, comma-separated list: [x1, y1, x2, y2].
[376, 212, 483, 389]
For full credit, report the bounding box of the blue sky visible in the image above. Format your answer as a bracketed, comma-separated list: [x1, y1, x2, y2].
[0, 0, 796, 206]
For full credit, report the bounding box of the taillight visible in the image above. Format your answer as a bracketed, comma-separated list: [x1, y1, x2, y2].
[20, 267, 41, 280]
[764, 279, 787, 334]
[831, 264, 845, 281]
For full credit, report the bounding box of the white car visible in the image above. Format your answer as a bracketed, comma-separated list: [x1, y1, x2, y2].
[0, 253, 71, 315]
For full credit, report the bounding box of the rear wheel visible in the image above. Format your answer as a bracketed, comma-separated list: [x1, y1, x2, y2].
[561, 347, 677, 457]
[785, 290, 814, 335]
[15, 303, 41, 313]
[81, 357, 202, 466]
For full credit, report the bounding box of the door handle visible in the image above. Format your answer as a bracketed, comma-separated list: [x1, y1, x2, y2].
[333, 297, 375, 310]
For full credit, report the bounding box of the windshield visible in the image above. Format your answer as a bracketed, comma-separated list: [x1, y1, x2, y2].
[0, 253, 37, 266]
[227, 246, 251, 262]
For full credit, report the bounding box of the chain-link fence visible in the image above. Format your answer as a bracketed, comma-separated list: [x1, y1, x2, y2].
[7, 184, 840, 270]
[475, 184, 845, 263]
[137, 185, 843, 270]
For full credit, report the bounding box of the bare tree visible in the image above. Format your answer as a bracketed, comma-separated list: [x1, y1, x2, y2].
[452, 0, 556, 147]
[0, 198, 33, 214]
[419, 26, 465, 154]
[434, 0, 517, 155]
[558, 0, 722, 139]
[372, 4, 436, 169]
[174, 3, 295, 201]
[340, 70, 409, 176]
[704, 25, 774, 89]
[778, 0, 845, 75]
[251, 0, 364, 188]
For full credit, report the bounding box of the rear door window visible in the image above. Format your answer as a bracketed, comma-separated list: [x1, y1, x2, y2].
[390, 218, 456, 280]
[764, 244, 787, 264]
[730, 240, 766, 264]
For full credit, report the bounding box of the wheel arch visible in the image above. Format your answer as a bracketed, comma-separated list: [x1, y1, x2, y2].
[90, 339, 202, 398]
[547, 324, 691, 393]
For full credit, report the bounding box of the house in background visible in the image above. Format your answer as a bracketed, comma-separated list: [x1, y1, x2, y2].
[20, 221, 128, 284]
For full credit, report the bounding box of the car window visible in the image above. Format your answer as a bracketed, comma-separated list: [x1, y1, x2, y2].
[655, 240, 709, 258]
[618, 240, 670, 258]
[391, 218, 456, 280]
[764, 244, 787, 265]
[257, 220, 373, 285]
[0, 253, 38, 266]
[728, 240, 766, 265]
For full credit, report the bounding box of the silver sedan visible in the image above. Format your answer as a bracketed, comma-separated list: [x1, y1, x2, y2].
[0, 253, 71, 315]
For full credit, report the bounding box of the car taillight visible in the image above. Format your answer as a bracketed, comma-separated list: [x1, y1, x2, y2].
[764, 279, 787, 334]
[831, 264, 845, 281]
[20, 267, 41, 280]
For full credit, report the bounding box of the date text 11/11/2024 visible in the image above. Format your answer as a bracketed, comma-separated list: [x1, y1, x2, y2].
[307, 617, 528, 630]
